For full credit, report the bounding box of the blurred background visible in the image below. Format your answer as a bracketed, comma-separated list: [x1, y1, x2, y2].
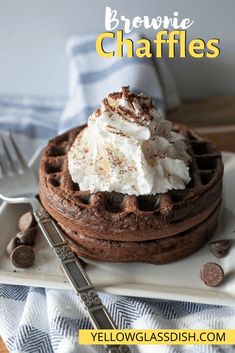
[0, 0, 234, 99]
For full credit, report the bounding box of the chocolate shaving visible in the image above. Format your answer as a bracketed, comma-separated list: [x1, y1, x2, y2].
[102, 98, 115, 112]
[106, 125, 127, 137]
[95, 108, 101, 117]
[108, 92, 122, 100]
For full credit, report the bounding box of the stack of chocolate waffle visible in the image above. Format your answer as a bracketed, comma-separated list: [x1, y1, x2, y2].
[39, 125, 223, 264]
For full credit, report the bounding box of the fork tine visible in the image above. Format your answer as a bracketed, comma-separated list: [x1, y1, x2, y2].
[0, 133, 15, 173]
[0, 153, 6, 176]
[7, 132, 28, 170]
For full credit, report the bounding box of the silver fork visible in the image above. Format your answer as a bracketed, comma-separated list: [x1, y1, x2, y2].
[0, 131, 130, 353]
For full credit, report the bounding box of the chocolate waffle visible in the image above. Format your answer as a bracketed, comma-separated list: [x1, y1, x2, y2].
[39, 125, 223, 264]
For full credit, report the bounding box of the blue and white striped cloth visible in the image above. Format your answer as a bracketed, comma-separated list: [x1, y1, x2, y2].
[0, 34, 235, 353]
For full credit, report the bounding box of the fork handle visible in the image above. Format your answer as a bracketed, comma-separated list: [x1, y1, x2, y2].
[33, 207, 130, 353]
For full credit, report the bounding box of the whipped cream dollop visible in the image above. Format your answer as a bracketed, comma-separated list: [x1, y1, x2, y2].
[68, 87, 191, 195]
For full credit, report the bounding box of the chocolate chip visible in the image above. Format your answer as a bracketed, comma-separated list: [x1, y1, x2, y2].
[200, 262, 224, 287]
[18, 212, 36, 232]
[6, 237, 20, 256]
[16, 228, 37, 245]
[10, 245, 35, 268]
[209, 239, 231, 258]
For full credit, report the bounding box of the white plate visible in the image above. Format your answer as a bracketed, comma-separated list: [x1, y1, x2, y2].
[0, 150, 235, 306]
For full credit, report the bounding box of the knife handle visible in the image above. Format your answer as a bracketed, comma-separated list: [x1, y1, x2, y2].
[33, 207, 131, 353]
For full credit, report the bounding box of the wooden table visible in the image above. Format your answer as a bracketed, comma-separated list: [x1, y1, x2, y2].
[0, 96, 234, 353]
[0, 341, 7, 353]
[168, 96, 235, 152]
